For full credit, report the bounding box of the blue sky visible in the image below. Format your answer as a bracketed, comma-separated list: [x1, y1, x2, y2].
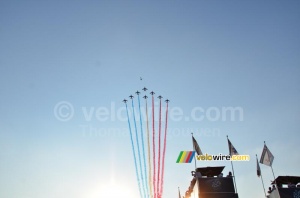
[0, 1, 299, 198]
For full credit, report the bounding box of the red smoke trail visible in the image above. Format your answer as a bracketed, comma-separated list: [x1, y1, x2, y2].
[157, 99, 162, 197]
[159, 101, 169, 197]
[152, 94, 156, 198]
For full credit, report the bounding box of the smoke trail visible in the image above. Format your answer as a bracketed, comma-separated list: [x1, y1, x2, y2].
[145, 97, 153, 198]
[125, 103, 143, 198]
[137, 94, 149, 198]
[159, 101, 169, 197]
[151, 94, 156, 198]
[156, 99, 162, 197]
[131, 99, 146, 198]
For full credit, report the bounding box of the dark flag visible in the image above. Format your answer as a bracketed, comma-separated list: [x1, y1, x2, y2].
[192, 136, 203, 155]
[256, 157, 261, 177]
[227, 138, 239, 156]
[260, 144, 274, 166]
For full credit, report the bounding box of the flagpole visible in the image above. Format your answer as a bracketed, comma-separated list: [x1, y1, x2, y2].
[264, 141, 281, 198]
[271, 165, 276, 182]
[191, 133, 196, 198]
[230, 160, 237, 194]
[256, 154, 267, 197]
[227, 135, 238, 194]
[271, 165, 281, 198]
[260, 169, 267, 198]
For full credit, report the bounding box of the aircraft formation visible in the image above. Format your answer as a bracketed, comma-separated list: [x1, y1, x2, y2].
[123, 87, 170, 198]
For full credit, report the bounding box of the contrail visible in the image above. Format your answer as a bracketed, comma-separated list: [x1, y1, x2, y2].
[145, 96, 153, 198]
[151, 93, 156, 198]
[131, 98, 146, 198]
[159, 100, 169, 197]
[125, 102, 143, 198]
[137, 92, 149, 197]
[156, 97, 162, 197]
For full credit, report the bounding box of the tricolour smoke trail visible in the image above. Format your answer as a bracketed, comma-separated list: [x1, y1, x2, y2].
[156, 98, 162, 197]
[145, 96, 153, 198]
[125, 102, 143, 198]
[137, 93, 149, 198]
[159, 101, 169, 197]
[151, 93, 156, 198]
[131, 98, 146, 198]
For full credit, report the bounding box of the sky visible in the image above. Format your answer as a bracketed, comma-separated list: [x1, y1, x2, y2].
[0, 0, 299, 198]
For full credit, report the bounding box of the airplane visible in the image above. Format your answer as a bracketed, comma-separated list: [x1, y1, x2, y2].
[136, 90, 140, 95]
[140, 77, 143, 80]
[123, 99, 128, 103]
[143, 95, 148, 99]
[158, 95, 163, 99]
[150, 91, 155, 95]
[129, 95, 134, 99]
[165, 99, 170, 103]
[142, 87, 148, 91]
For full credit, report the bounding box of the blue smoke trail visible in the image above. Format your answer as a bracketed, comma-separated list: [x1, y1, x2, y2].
[131, 99, 147, 198]
[125, 103, 143, 198]
[137, 94, 149, 198]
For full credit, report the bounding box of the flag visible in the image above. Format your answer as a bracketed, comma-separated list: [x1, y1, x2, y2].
[192, 136, 203, 155]
[178, 187, 181, 198]
[227, 139, 239, 156]
[256, 157, 261, 177]
[260, 144, 274, 166]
